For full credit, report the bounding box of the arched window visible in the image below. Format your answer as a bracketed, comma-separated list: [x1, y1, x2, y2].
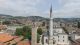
[53, 40, 56, 44]
[46, 39, 48, 43]
[58, 36, 59, 38]
[63, 36, 64, 38]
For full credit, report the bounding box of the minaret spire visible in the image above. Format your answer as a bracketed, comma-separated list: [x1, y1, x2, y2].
[49, 4, 53, 45]
[50, 4, 52, 18]
[49, 4, 53, 37]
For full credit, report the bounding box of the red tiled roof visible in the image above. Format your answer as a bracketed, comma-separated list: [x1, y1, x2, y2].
[0, 33, 13, 43]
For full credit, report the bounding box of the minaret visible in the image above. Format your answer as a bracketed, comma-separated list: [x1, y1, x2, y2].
[49, 5, 53, 45]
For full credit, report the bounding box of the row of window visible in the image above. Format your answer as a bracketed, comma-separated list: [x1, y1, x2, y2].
[45, 36, 68, 44]
[58, 36, 64, 38]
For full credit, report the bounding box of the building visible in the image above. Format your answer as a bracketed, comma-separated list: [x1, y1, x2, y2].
[31, 22, 38, 45]
[42, 5, 70, 45]
[0, 33, 30, 45]
[42, 22, 70, 45]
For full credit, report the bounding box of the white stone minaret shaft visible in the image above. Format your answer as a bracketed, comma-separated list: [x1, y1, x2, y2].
[49, 5, 53, 45]
[50, 5, 53, 37]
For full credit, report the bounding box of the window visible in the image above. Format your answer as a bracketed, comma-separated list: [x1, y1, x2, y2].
[58, 36, 59, 38]
[46, 39, 48, 43]
[53, 40, 55, 44]
[63, 40, 64, 42]
[63, 36, 64, 38]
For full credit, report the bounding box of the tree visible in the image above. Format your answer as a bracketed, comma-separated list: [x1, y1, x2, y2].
[37, 27, 43, 43]
[15, 26, 31, 40]
[42, 22, 45, 26]
[15, 26, 42, 42]
[15, 28, 23, 36]
[37, 34, 40, 43]
[3, 21, 11, 25]
[22, 26, 31, 40]
[37, 28, 43, 35]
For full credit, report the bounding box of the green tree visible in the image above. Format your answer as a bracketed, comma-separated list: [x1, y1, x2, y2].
[37, 34, 40, 43]
[15, 28, 23, 36]
[22, 26, 31, 40]
[37, 27, 43, 43]
[15, 26, 31, 40]
[15, 26, 42, 42]
[3, 21, 11, 25]
[37, 28, 43, 35]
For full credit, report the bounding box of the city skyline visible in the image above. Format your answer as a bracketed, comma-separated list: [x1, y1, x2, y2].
[0, 0, 80, 18]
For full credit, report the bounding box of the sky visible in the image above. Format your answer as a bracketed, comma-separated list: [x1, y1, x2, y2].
[0, 0, 80, 18]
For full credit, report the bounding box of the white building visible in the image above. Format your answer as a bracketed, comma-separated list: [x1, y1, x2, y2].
[42, 5, 70, 45]
[42, 22, 70, 45]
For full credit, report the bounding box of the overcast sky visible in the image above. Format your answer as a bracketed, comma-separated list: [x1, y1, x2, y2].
[0, 0, 80, 18]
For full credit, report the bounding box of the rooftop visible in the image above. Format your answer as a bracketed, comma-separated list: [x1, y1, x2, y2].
[0, 33, 13, 43]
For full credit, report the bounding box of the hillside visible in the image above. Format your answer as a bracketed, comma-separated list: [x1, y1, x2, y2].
[0, 14, 80, 22]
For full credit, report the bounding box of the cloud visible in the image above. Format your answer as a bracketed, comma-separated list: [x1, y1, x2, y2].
[0, 0, 43, 16]
[0, 0, 80, 18]
[54, 0, 80, 18]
